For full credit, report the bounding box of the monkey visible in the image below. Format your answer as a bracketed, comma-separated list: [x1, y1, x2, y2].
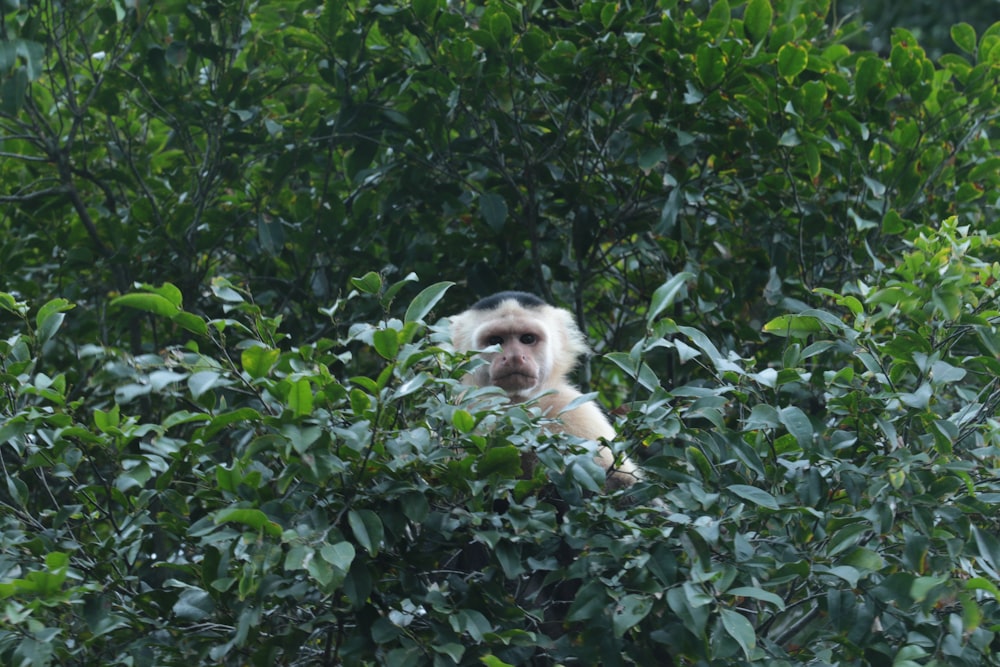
[449, 291, 639, 490]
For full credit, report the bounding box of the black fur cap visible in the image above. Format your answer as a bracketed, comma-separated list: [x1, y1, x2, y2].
[470, 291, 546, 311]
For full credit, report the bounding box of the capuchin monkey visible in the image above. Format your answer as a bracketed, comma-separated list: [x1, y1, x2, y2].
[450, 291, 639, 490]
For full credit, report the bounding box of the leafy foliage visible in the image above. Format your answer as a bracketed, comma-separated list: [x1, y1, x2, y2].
[3, 0, 1000, 664]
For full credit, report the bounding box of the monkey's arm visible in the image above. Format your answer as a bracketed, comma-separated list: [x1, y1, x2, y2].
[540, 389, 640, 489]
[543, 392, 616, 440]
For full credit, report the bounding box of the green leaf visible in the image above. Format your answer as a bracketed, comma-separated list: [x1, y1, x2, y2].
[433, 643, 466, 663]
[727, 586, 786, 611]
[321, 541, 356, 571]
[855, 56, 884, 98]
[744, 404, 780, 429]
[6, 476, 27, 507]
[799, 80, 827, 118]
[843, 547, 885, 572]
[762, 314, 822, 338]
[666, 584, 712, 636]
[477, 445, 522, 478]
[210, 277, 245, 303]
[696, 43, 726, 88]
[382, 272, 419, 306]
[930, 360, 966, 383]
[973, 525, 1000, 574]
[110, 293, 180, 318]
[910, 574, 948, 603]
[647, 272, 694, 325]
[401, 491, 429, 523]
[215, 507, 282, 537]
[94, 404, 121, 432]
[173, 311, 208, 336]
[638, 145, 667, 172]
[966, 577, 1000, 598]
[286, 378, 314, 418]
[612, 594, 653, 637]
[566, 580, 608, 623]
[720, 608, 756, 659]
[951, 23, 977, 55]
[349, 387, 372, 416]
[778, 406, 813, 448]
[144, 282, 183, 308]
[480, 193, 508, 231]
[257, 214, 285, 255]
[36, 298, 73, 345]
[241, 346, 280, 379]
[0, 67, 27, 115]
[519, 26, 547, 61]
[310, 542, 355, 589]
[703, 0, 730, 39]
[35, 298, 73, 333]
[453, 409, 475, 433]
[411, 0, 439, 21]
[373, 328, 400, 360]
[495, 541, 524, 578]
[173, 588, 215, 622]
[777, 43, 808, 81]
[348, 509, 384, 556]
[899, 383, 931, 409]
[281, 424, 321, 453]
[351, 272, 383, 294]
[744, 0, 772, 44]
[189, 370, 228, 399]
[16, 39, 45, 80]
[604, 352, 662, 392]
[882, 210, 907, 234]
[685, 446, 713, 480]
[404, 281, 453, 323]
[728, 484, 779, 510]
[488, 12, 513, 47]
[451, 608, 493, 642]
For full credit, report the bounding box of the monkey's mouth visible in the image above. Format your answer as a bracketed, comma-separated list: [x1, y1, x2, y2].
[494, 370, 538, 390]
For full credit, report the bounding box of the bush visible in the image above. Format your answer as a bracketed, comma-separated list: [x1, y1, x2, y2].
[2, 243, 1000, 665]
[4, 0, 1000, 664]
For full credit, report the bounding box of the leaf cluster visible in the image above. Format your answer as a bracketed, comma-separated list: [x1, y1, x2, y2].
[1, 249, 1000, 664]
[3, 0, 1000, 664]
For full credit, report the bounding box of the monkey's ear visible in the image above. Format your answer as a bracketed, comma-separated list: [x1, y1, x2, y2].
[448, 313, 474, 352]
[549, 306, 589, 359]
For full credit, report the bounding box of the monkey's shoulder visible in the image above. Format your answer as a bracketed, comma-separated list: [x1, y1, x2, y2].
[535, 386, 615, 441]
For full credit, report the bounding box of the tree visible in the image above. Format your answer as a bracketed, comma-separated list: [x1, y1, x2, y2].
[3, 0, 1000, 664]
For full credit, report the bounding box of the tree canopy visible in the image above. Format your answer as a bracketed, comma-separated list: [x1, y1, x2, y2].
[3, 0, 1000, 665]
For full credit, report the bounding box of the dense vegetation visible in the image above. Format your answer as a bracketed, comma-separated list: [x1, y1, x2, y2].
[3, 0, 1000, 664]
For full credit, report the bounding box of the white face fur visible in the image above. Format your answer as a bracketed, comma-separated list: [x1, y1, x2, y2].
[451, 295, 590, 400]
[469, 309, 554, 398]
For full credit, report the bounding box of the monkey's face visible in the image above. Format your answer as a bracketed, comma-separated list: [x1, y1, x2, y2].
[472, 316, 552, 398]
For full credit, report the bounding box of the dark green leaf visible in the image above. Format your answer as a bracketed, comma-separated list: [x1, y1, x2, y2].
[744, 0, 773, 44]
[411, 0, 439, 21]
[720, 608, 756, 659]
[728, 484, 779, 510]
[348, 509, 384, 556]
[480, 193, 508, 231]
[647, 272, 694, 324]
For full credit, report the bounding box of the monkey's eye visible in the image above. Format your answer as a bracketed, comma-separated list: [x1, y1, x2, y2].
[486, 335, 504, 346]
[520, 334, 537, 345]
